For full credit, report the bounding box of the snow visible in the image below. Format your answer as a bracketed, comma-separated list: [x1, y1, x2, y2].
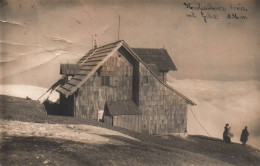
[0, 84, 59, 103]
[1, 120, 138, 145]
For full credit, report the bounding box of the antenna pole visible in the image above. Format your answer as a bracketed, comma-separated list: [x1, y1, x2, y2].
[118, 15, 120, 41]
[92, 34, 93, 49]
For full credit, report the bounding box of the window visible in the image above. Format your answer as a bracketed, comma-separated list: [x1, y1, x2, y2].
[101, 76, 110, 86]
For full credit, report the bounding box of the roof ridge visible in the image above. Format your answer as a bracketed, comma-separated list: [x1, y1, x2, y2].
[132, 47, 166, 50]
[63, 41, 124, 97]
[96, 40, 123, 49]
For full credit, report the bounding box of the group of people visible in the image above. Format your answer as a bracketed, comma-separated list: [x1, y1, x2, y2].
[223, 123, 249, 146]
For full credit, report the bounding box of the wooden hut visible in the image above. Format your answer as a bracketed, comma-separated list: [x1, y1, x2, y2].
[104, 100, 142, 132]
[56, 40, 196, 135]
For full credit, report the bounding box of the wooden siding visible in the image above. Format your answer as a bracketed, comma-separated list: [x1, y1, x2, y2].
[61, 47, 188, 135]
[113, 115, 142, 133]
[74, 51, 136, 119]
[138, 63, 188, 135]
[104, 116, 113, 125]
[60, 64, 80, 75]
[118, 47, 140, 105]
[157, 72, 167, 83]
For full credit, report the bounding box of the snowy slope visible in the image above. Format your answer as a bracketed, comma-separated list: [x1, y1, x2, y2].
[0, 84, 59, 103]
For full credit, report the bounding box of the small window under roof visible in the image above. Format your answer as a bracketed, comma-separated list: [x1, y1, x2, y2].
[101, 76, 110, 86]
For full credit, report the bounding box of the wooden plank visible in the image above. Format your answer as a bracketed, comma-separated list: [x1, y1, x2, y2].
[135, 116, 138, 132]
[90, 52, 110, 59]
[78, 56, 90, 63]
[67, 79, 81, 86]
[81, 64, 98, 67]
[78, 50, 93, 60]
[79, 56, 88, 61]
[127, 116, 131, 131]
[79, 68, 92, 72]
[80, 66, 94, 70]
[73, 75, 85, 81]
[96, 43, 117, 50]
[59, 86, 70, 91]
[77, 59, 85, 63]
[78, 51, 96, 64]
[111, 115, 142, 133]
[87, 54, 107, 60]
[95, 45, 117, 53]
[114, 116, 118, 127]
[56, 86, 70, 95]
[63, 84, 73, 90]
[104, 116, 112, 125]
[93, 48, 114, 56]
[84, 59, 103, 63]
[77, 70, 90, 76]
[82, 61, 99, 66]
[86, 56, 106, 62]
[129, 116, 132, 131]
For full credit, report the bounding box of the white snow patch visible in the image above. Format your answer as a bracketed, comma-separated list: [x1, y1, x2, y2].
[0, 84, 59, 102]
[1, 120, 139, 145]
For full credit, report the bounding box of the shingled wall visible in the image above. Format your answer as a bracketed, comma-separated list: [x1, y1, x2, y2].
[72, 49, 188, 135]
[74, 51, 134, 119]
[138, 63, 188, 135]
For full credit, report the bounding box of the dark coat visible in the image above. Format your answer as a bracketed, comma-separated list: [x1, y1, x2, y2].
[223, 127, 228, 138]
[223, 126, 231, 143]
[240, 129, 249, 143]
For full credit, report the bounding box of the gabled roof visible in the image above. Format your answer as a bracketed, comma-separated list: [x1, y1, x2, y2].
[56, 41, 122, 97]
[77, 49, 95, 64]
[132, 48, 177, 71]
[56, 40, 196, 105]
[106, 100, 141, 116]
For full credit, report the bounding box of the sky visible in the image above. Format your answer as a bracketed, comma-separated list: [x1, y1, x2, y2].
[0, 0, 259, 87]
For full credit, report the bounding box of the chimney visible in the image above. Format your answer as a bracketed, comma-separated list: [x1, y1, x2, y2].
[94, 40, 97, 50]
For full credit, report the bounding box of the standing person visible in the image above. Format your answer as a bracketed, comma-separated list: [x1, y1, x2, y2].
[240, 126, 249, 146]
[223, 123, 229, 143]
[227, 126, 233, 143]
